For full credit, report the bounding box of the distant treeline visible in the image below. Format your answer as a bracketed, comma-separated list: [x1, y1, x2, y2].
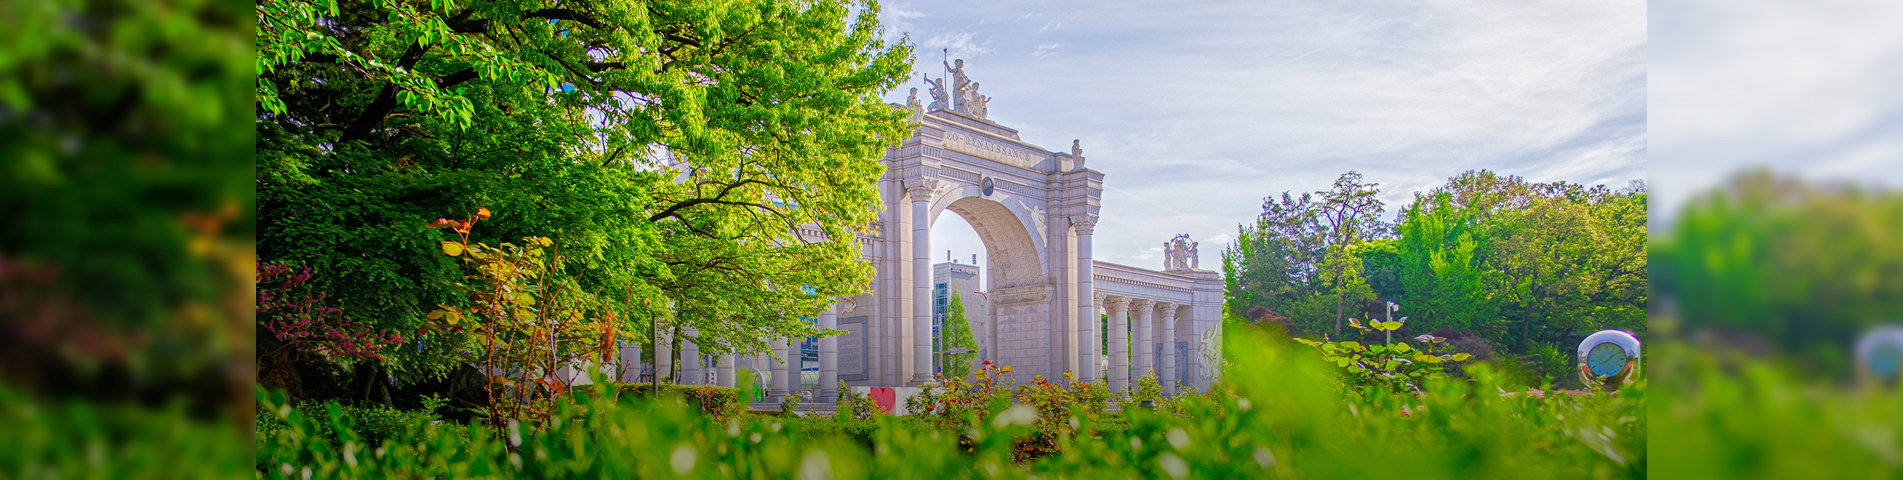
[1223, 171, 1647, 377]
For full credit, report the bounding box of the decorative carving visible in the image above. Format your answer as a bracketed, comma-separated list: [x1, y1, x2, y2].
[965, 83, 990, 119]
[923, 77, 949, 112]
[1164, 234, 1197, 271]
[1071, 139, 1084, 170]
[1190, 241, 1200, 270]
[905, 87, 924, 124]
[1072, 212, 1098, 235]
[945, 59, 971, 112]
[1200, 325, 1222, 380]
[1016, 199, 1048, 242]
[906, 177, 939, 199]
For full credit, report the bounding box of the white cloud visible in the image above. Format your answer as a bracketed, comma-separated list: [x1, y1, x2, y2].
[921, 31, 992, 59]
[904, 0, 1646, 271]
[1033, 43, 1062, 59]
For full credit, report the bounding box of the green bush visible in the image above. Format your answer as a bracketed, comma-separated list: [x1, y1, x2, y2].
[255, 329, 1645, 479]
[1, 387, 252, 479]
[614, 383, 745, 420]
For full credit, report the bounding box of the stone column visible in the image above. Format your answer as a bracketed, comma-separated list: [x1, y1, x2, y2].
[784, 337, 802, 399]
[1076, 223, 1097, 382]
[1106, 296, 1130, 393]
[679, 327, 701, 385]
[618, 341, 641, 383]
[717, 353, 736, 387]
[1157, 304, 1177, 395]
[909, 183, 935, 386]
[770, 337, 789, 400]
[655, 327, 673, 383]
[819, 298, 848, 402]
[1130, 299, 1155, 384]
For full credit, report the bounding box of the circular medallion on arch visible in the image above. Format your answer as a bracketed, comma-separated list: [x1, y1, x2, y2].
[980, 176, 996, 197]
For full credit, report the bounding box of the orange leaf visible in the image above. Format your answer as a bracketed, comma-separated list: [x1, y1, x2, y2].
[442, 241, 465, 256]
[477, 207, 492, 219]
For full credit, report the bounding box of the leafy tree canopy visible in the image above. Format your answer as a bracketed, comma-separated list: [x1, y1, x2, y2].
[256, 0, 913, 384]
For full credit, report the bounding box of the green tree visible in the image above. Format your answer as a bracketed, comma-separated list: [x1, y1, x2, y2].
[941, 290, 978, 379]
[1316, 172, 1386, 335]
[256, 0, 913, 390]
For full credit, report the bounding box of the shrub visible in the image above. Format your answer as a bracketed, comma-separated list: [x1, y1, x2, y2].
[614, 383, 744, 420]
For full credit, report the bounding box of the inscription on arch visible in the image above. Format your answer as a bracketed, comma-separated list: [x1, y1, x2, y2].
[943, 130, 1044, 170]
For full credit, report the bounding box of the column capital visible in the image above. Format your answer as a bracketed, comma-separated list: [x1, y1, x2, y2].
[1094, 291, 1108, 305]
[1152, 301, 1178, 314]
[1104, 295, 1132, 309]
[1128, 298, 1155, 310]
[904, 176, 939, 197]
[1071, 214, 1099, 234]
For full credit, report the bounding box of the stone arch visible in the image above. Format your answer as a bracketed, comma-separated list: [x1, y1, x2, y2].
[931, 195, 1045, 290]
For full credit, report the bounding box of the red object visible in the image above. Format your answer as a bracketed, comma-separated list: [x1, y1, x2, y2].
[870, 387, 897, 414]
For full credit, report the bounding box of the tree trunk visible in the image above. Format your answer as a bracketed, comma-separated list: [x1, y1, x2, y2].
[1521, 301, 1533, 352]
[1334, 293, 1345, 336]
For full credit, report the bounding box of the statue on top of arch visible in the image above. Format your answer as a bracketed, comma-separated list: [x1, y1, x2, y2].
[1163, 234, 1199, 271]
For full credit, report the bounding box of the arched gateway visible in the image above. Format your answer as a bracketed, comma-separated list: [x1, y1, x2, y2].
[815, 67, 1225, 397]
[632, 67, 1227, 402]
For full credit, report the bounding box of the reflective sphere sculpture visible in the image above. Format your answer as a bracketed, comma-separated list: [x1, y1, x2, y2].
[1854, 326, 1903, 385]
[1577, 330, 1641, 391]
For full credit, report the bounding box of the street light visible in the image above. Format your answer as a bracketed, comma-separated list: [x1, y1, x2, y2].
[938, 347, 976, 381]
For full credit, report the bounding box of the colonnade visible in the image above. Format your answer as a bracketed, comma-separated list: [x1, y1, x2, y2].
[648, 298, 855, 404]
[1097, 293, 1188, 395]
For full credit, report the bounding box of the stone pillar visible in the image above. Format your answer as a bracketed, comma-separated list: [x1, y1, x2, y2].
[717, 353, 736, 387]
[784, 337, 802, 399]
[679, 327, 701, 386]
[618, 341, 641, 383]
[1106, 296, 1130, 393]
[818, 299, 844, 402]
[770, 337, 789, 400]
[655, 327, 673, 383]
[1076, 224, 1097, 382]
[909, 183, 935, 386]
[1130, 299, 1155, 384]
[1158, 304, 1177, 395]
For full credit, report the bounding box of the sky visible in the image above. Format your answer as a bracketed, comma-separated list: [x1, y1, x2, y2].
[1649, 0, 1903, 232]
[878, 0, 1648, 286]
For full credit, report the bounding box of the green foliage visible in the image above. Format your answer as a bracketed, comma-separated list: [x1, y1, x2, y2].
[1227, 170, 1646, 372]
[942, 289, 979, 378]
[256, 328, 1644, 478]
[1654, 170, 1903, 370]
[257, 0, 915, 386]
[0, 386, 252, 479]
[1293, 319, 1472, 395]
[2, 0, 254, 395]
[615, 383, 746, 420]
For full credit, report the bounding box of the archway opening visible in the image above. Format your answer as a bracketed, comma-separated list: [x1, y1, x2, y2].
[926, 195, 1045, 378]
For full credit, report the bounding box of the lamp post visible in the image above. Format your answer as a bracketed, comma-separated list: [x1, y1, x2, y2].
[1384, 302, 1399, 345]
[938, 347, 976, 380]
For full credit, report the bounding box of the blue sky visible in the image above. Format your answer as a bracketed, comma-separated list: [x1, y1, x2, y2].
[1649, 0, 1903, 232]
[878, 0, 1647, 281]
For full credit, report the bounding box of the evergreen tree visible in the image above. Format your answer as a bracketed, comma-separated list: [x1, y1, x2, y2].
[942, 289, 979, 379]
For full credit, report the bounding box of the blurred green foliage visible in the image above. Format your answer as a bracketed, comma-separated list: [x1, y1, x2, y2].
[253, 329, 1645, 479]
[1653, 170, 1903, 371]
[0, 0, 254, 404]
